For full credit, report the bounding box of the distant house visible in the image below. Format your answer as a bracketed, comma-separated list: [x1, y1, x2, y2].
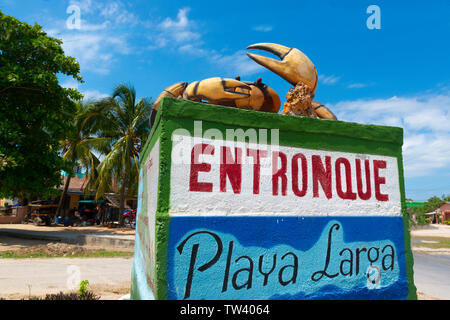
[440, 203, 450, 223]
[59, 170, 136, 217]
[59, 170, 93, 214]
[425, 202, 450, 224]
[1, 169, 137, 224]
[424, 209, 440, 224]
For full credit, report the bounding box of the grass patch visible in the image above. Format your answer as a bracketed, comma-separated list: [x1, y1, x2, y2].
[412, 237, 450, 249]
[0, 250, 134, 259]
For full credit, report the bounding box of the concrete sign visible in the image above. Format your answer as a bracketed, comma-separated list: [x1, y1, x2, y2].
[131, 97, 417, 300]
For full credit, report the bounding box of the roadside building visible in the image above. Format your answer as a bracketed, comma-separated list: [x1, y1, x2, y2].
[59, 170, 137, 221]
[0, 168, 137, 224]
[440, 202, 450, 223]
[424, 209, 440, 224]
[60, 170, 91, 215]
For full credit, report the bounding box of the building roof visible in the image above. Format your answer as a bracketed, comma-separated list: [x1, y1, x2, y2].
[59, 174, 119, 194]
[60, 175, 89, 193]
[424, 209, 439, 216]
[440, 202, 450, 212]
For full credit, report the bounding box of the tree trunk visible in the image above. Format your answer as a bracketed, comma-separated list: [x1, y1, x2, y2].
[57, 175, 71, 218]
[118, 172, 128, 226]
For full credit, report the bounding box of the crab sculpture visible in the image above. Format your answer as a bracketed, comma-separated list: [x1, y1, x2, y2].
[152, 42, 336, 124]
[153, 76, 280, 112]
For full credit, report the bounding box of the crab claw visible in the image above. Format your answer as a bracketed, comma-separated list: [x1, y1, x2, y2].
[247, 43, 318, 93]
[154, 81, 188, 110]
[183, 77, 251, 103]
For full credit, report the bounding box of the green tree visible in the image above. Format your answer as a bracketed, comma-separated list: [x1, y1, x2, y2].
[89, 84, 152, 225]
[0, 11, 83, 200]
[423, 196, 444, 213]
[410, 195, 447, 225]
[56, 102, 108, 216]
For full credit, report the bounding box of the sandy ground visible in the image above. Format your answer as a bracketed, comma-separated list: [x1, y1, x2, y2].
[0, 257, 132, 300]
[0, 234, 132, 254]
[0, 230, 133, 300]
[1, 282, 131, 300]
[410, 224, 450, 255]
[410, 224, 450, 239]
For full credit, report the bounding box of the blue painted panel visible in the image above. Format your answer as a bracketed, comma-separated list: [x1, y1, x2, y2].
[168, 217, 408, 300]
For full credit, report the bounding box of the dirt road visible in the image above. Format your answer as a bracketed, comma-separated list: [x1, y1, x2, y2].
[0, 257, 132, 300]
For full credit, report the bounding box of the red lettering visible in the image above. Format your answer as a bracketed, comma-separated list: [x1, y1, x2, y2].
[246, 148, 268, 194]
[335, 157, 357, 200]
[312, 155, 332, 199]
[188, 143, 392, 202]
[220, 146, 242, 194]
[355, 159, 371, 200]
[292, 153, 308, 197]
[373, 160, 389, 201]
[272, 152, 287, 196]
[189, 143, 214, 192]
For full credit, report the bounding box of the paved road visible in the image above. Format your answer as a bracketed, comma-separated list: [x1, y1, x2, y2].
[413, 252, 450, 299]
[0, 257, 132, 297]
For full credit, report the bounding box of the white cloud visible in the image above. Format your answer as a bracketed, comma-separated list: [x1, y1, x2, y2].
[347, 83, 367, 89]
[82, 90, 109, 102]
[68, 0, 97, 14]
[252, 25, 273, 32]
[319, 74, 340, 85]
[99, 1, 138, 26]
[69, 0, 138, 25]
[52, 31, 128, 74]
[149, 7, 201, 49]
[210, 50, 266, 77]
[60, 79, 80, 90]
[178, 44, 208, 56]
[60, 78, 108, 102]
[79, 20, 110, 31]
[160, 7, 191, 29]
[148, 8, 262, 77]
[329, 92, 450, 178]
[46, 1, 139, 75]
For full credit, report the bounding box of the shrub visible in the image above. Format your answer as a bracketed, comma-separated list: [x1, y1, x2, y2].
[29, 280, 99, 300]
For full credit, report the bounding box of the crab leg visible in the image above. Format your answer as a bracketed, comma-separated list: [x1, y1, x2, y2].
[153, 81, 189, 110]
[183, 77, 251, 103]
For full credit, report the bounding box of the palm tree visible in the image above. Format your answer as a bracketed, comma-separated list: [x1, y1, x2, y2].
[89, 84, 152, 225]
[56, 101, 106, 217]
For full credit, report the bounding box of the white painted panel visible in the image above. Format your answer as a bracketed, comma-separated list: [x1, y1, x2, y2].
[169, 135, 401, 217]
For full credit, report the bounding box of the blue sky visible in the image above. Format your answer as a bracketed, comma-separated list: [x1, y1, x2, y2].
[1, 0, 449, 201]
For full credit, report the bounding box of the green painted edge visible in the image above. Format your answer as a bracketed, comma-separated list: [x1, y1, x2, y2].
[397, 154, 418, 300]
[140, 97, 416, 300]
[154, 112, 173, 300]
[158, 97, 403, 145]
[163, 117, 400, 159]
